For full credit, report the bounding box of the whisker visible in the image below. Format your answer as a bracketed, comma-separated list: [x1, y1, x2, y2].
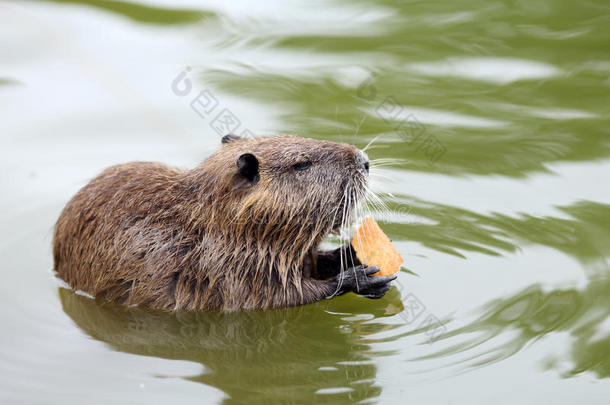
[346, 185, 361, 291]
[353, 115, 367, 144]
[336, 184, 350, 293]
[362, 133, 383, 153]
[370, 158, 409, 166]
[361, 144, 390, 152]
[363, 184, 392, 213]
[369, 173, 398, 183]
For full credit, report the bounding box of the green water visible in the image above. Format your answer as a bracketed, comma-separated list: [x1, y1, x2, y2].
[1, 0, 609, 403]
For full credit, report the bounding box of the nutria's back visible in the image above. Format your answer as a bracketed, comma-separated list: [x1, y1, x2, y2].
[54, 135, 396, 310]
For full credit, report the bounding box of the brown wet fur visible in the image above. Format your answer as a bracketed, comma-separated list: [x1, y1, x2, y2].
[53, 135, 368, 310]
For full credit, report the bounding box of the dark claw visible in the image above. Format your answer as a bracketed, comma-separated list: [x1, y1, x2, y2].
[333, 265, 397, 299]
[365, 274, 397, 287]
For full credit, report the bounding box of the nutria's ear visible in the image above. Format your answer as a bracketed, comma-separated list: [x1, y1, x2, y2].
[236, 153, 259, 185]
[222, 134, 241, 144]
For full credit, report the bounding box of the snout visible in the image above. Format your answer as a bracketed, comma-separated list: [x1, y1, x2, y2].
[355, 148, 370, 175]
[334, 141, 370, 175]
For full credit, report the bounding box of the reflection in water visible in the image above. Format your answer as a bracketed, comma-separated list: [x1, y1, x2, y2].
[0, 78, 20, 86]
[202, 0, 610, 177]
[364, 198, 610, 378]
[406, 57, 561, 84]
[33, 0, 212, 25]
[379, 199, 610, 264]
[420, 275, 610, 378]
[60, 287, 405, 404]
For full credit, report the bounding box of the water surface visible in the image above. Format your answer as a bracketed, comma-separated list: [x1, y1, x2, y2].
[1, 0, 609, 403]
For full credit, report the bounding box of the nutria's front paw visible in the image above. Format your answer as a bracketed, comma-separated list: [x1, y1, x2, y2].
[334, 265, 397, 299]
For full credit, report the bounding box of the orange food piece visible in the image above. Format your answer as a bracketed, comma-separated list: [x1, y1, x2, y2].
[352, 217, 403, 276]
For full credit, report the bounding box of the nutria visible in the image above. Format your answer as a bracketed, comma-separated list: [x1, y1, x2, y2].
[53, 134, 397, 310]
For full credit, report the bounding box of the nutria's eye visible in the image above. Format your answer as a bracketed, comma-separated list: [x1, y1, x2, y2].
[293, 161, 312, 171]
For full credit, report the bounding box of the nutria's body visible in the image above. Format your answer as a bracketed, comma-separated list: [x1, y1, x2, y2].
[53, 135, 396, 310]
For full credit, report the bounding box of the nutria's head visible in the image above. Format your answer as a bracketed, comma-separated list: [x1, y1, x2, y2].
[202, 134, 369, 250]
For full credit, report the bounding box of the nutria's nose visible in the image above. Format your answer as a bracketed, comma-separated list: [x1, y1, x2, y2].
[355, 148, 369, 174]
